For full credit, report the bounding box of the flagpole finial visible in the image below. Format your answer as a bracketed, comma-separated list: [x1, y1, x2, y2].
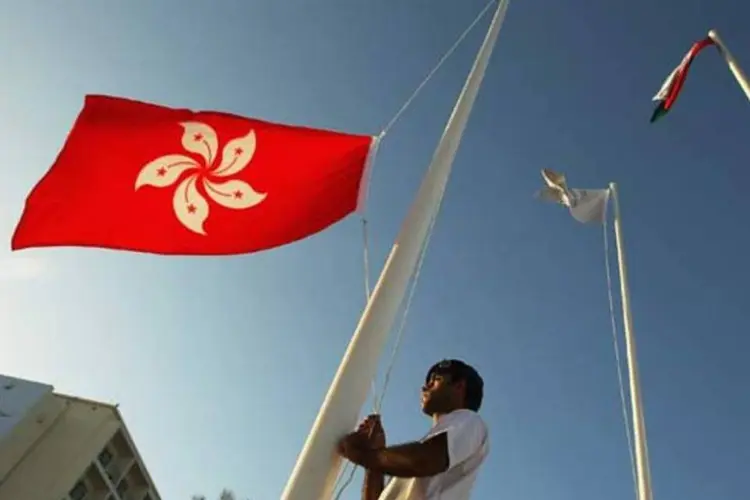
[705, 29, 750, 104]
[708, 29, 728, 53]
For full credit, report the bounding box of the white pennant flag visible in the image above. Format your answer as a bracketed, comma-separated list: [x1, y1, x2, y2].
[536, 169, 609, 224]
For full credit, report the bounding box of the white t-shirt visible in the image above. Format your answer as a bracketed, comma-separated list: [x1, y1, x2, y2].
[378, 409, 489, 500]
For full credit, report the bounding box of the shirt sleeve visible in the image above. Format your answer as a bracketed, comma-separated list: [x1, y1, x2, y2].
[426, 412, 487, 468]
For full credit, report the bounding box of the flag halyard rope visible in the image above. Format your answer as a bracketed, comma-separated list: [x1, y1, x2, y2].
[377, 0, 498, 141]
[334, 184, 443, 500]
[359, 0, 496, 301]
[602, 194, 639, 499]
[336, 3, 497, 497]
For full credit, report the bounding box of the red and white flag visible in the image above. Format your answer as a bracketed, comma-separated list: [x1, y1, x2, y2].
[650, 37, 716, 123]
[12, 95, 375, 255]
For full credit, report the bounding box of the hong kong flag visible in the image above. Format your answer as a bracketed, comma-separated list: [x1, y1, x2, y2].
[12, 95, 375, 255]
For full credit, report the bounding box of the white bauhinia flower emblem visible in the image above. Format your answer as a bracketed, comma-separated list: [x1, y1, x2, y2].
[135, 122, 267, 235]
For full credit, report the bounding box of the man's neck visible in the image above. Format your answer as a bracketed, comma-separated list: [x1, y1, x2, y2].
[432, 407, 464, 425]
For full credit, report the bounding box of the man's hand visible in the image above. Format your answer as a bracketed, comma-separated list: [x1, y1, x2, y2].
[357, 414, 386, 449]
[340, 431, 451, 478]
[338, 414, 386, 463]
[338, 431, 367, 463]
[354, 415, 387, 500]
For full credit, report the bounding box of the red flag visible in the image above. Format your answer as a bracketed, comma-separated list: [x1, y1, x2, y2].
[12, 95, 375, 255]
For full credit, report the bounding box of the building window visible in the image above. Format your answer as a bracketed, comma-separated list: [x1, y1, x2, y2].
[69, 480, 88, 500]
[116, 478, 129, 497]
[98, 447, 114, 468]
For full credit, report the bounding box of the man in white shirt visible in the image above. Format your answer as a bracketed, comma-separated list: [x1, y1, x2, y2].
[338, 359, 489, 500]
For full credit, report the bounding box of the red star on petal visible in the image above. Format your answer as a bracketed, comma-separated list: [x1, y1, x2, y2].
[234, 147, 244, 156]
[233, 190, 243, 199]
[187, 204, 197, 214]
[156, 167, 167, 176]
[193, 133, 203, 142]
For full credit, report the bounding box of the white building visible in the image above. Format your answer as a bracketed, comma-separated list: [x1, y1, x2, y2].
[0, 374, 160, 500]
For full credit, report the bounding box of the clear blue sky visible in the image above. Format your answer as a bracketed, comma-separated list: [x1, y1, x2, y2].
[1, 1, 748, 499]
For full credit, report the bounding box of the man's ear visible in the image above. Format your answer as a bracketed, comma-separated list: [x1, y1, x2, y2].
[453, 379, 467, 400]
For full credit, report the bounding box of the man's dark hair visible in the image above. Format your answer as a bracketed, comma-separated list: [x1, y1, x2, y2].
[426, 359, 484, 412]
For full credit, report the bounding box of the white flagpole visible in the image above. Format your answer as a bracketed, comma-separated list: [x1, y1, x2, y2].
[280, 1, 510, 499]
[708, 29, 750, 103]
[609, 182, 653, 500]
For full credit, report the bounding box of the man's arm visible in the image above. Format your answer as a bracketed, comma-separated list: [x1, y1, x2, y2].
[342, 432, 450, 479]
[339, 415, 388, 500]
[362, 469, 384, 500]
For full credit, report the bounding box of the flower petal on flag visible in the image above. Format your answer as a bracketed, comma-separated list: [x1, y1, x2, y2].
[213, 130, 257, 177]
[172, 175, 209, 235]
[135, 155, 199, 189]
[203, 178, 266, 209]
[180, 122, 218, 166]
